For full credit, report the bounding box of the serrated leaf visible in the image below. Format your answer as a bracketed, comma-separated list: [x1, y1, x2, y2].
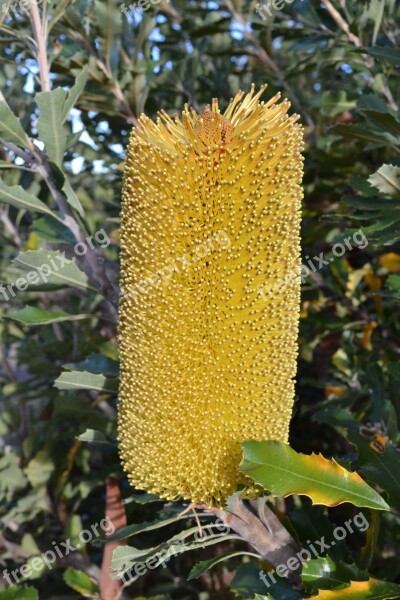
[368, 164, 400, 196]
[54, 371, 118, 394]
[12, 249, 94, 292]
[0, 101, 30, 147]
[0, 587, 38, 600]
[188, 551, 258, 580]
[308, 578, 400, 599]
[348, 432, 400, 512]
[240, 441, 389, 510]
[111, 529, 240, 578]
[105, 511, 214, 543]
[0, 179, 59, 219]
[9, 306, 91, 325]
[63, 567, 99, 596]
[36, 88, 67, 166]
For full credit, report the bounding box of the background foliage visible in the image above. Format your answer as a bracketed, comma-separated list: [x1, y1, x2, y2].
[1, 0, 400, 598]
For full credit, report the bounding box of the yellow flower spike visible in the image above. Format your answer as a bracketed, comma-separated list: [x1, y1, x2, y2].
[118, 85, 304, 507]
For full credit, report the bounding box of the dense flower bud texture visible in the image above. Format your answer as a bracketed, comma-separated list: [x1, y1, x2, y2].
[118, 85, 304, 507]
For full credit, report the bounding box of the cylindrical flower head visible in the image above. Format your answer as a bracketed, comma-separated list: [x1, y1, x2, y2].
[118, 85, 304, 507]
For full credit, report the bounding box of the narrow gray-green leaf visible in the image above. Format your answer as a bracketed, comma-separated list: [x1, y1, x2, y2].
[36, 88, 67, 166]
[9, 306, 92, 325]
[77, 429, 114, 445]
[0, 101, 30, 148]
[0, 179, 58, 219]
[188, 551, 259, 580]
[13, 249, 94, 291]
[62, 176, 84, 217]
[54, 371, 118, 394]
[62, 67, 89, 123]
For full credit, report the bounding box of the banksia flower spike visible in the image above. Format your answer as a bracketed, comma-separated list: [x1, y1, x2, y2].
[119, 84, 304, 507]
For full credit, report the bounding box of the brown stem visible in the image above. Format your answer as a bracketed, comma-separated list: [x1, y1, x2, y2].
[320, 0, 360, 46]
[210, 494, 302, 588]
[29, 0, 51, 92]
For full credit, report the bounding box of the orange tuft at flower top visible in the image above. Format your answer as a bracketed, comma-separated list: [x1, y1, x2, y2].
[118, 85, 304, 507]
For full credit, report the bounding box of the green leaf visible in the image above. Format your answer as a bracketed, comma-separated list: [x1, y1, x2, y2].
[330, 124, 398, 145]
[61, 67, 89, 122]
[62, 176, 85, 218]
[341, 194, 398, 210]
[348, 432, 400, 512]
[386, 274, 400, 293]
[302, 557, 368, 594]
[188, 551, 258, 580]
[0, 101, 30, 148]
[31, 215, 76, 243]
[36, 88, 67, 166]
[111, 529, 240, 578]
[24, 449, 54, 488]
[363, 111, 400, 137]
[240, 441, 389, 510]
[0, 179, 59, 219]
[230, 562, 301, 599]
[94, 0, 122, 72]
[0, 587, 38, 600]
[105, 511, 214, 543]
[356, 94, 388, 113]
[124, 492, 162, 505]
[77, 428, 114, 445]
[12, 249, 94, 292]
[63, 567, 99, 596]
[9, 306, 92, 325]
[54, 371, 118, 394]
[368, 164, 400, 196]
[320, 91, 355, 117]
[367, 46, 400, 66]
[0, 453, 27, 501]
[63, 353, 119, 376]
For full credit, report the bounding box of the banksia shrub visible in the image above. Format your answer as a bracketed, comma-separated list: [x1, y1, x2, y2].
[118, 85, 304, 507]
